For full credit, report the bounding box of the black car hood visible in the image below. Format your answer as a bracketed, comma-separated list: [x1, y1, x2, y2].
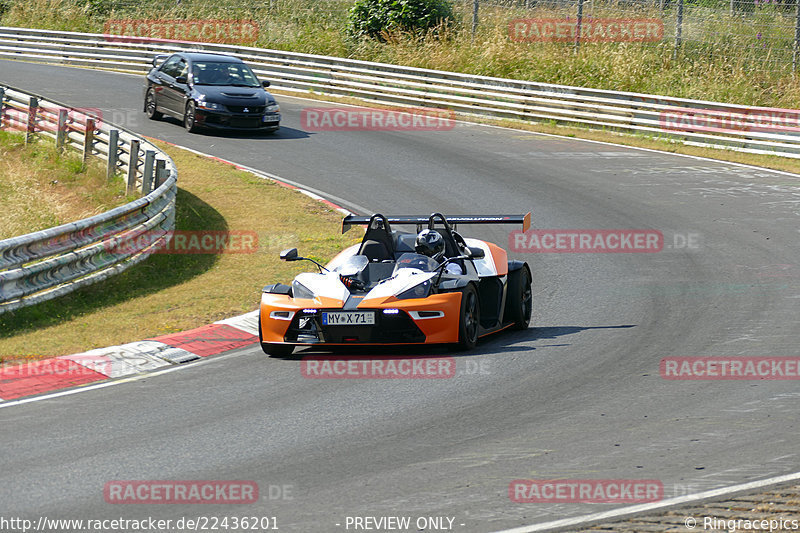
[192, 85, 270, 105]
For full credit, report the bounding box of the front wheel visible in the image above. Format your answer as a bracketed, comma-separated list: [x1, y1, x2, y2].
[457, 284, 480, 351]
[184, 100, 199, 133]
[144, 90, 162, 120]
[261, 343, 295, 357]
[259, 316, 295, 356]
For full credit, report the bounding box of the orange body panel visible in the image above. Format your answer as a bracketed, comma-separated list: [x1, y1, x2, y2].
[485, 242, 508, 276]
[259, 291, 464, 345]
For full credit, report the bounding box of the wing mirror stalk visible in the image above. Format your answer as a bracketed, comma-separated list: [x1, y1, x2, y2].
[279, 248, 329, 272]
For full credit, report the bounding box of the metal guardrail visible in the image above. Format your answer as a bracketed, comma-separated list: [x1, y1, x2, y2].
[0, 84, 177, 314]
[2, 25, 800, 158]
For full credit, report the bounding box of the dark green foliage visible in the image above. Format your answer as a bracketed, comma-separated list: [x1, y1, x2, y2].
[348, 0, 455, 40]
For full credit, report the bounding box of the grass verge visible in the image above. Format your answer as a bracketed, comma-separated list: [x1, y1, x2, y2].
[0, 140, 361, 362]
[0, 130, 131, 240]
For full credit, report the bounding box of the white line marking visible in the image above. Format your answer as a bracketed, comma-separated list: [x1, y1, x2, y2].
[493, 470, 800, 532]
[0, 347, 250, 410]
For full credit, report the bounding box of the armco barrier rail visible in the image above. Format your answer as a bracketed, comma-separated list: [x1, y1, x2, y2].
[2, 26, 800, 158]
[0, 84, 177, 314]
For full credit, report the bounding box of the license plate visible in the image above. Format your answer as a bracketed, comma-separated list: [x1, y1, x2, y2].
[322, 311, 375, 326]
[231, 118, 259, 128]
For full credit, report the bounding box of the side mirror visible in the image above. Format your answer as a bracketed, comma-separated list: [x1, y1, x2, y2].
[262, 80, 271, 88]
[468, 246, 485, 259]
[175, 75, 188, 84]
[280, 248, 299, 261]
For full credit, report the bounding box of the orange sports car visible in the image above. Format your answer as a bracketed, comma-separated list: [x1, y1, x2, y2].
[259, 212, 532, 356]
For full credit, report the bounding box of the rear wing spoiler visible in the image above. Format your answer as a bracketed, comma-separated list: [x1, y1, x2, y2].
[342, 212, 531, 233]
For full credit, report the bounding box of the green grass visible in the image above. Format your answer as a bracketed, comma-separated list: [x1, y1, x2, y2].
[0, 141, 361, 361]
[0, 130, 131, 240]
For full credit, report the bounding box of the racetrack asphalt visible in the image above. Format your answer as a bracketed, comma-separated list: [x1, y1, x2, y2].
[1, 59, 800, 532]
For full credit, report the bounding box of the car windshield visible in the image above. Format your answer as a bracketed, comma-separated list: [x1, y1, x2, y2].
[393, 253, 440, 274]
[332, 255, 369, 276]
[192, 61, 261, 87]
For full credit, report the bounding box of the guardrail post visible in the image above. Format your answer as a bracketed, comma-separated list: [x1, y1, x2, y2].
[107, 129, 119, 179]
[0, 88, 5, 130]
[55, 109, 68, 152]
[471, 0, 479, 41]
[794, 0, 800, 72]
[673, 0, 684, 60]
[83, 117, 95, 161]
[154, 159, 167, 188]
[126, 139, 140, 195]
[142, 150, 156, 195]
[26, 96, 38, 144]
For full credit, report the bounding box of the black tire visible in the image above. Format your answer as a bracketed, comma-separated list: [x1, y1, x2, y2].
[184, 100, 199, 133]
[261, 343, 295, 357]
[258, 315, 295, 356]
[457, 284, 480, 350]
[512, 267, 533, 330]
[144, 90, 162, 120]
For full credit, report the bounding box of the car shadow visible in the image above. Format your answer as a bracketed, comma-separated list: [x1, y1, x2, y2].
[470, 324, 637, 356]
[159, 117, 311, 139]
[268, 324, 637, 361]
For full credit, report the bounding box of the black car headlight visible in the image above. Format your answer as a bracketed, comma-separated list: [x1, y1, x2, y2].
[396, 279, 432, 300]
[292, 280, 315, 299]
[197, 101, 225, 111]
[266, 103, 280, 113]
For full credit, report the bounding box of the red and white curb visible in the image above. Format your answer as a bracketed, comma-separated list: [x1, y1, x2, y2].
[0, 311, 260, 401]
[0, 138, 358, 403]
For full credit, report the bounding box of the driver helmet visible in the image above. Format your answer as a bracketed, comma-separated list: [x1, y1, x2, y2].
[415, 229, 445, 260]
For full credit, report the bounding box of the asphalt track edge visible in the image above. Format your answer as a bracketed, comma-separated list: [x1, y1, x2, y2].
[493, 471, 800, 532]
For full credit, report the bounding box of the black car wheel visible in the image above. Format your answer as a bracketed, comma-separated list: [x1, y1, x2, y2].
[512, 267, 532, 330]
[262, 343, 295, 357]
[457, 284, 480, 350]
[144, 90, 162, 120]
[184, 100, 199, 133]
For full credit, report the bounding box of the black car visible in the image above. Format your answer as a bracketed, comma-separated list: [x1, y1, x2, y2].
[143, 52, 280, 133]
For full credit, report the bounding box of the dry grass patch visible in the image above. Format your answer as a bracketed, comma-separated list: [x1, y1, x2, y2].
[0, 140, 361, 361]
[0, 131, 130, 240]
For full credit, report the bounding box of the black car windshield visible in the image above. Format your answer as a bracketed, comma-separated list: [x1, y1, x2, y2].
[192, 61, 261, 87]
[393, 253, 440, 274]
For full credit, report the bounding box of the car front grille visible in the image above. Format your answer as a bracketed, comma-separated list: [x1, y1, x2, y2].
[227, 106, 265, 114]
[283, 310, 426, 344]
[229, 117, 262, 128]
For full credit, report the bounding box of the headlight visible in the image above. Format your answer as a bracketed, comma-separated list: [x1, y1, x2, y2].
[197, 101, 225, 111]
[396, 280, 432, 300]
[292, 280, 315, 299]
[266, 103, 280, 113]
